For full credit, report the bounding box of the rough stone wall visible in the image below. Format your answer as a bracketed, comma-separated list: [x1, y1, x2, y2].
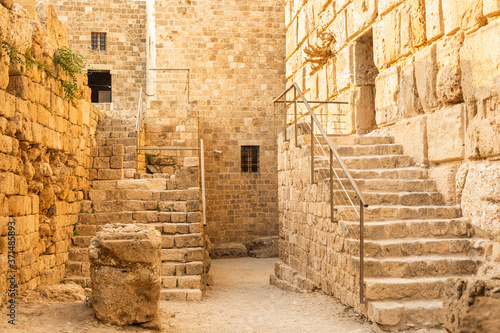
[50, 0, 147, 117]
[276, 125, 362, 311]
[155, 0, 286, 244]
[0, 0, 100, 303]
[285, 0, 500, 251]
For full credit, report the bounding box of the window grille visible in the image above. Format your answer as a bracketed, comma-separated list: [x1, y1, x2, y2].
[91, 32, 107, 51]
[241, 146, 259, 173]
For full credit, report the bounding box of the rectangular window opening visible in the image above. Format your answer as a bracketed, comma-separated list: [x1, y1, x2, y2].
[91, 32, 107, 51]
[241, 146, 259, 173]
[88, 70, 112, 103]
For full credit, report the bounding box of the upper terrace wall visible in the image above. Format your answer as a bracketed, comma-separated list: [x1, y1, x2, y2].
[287, 0, 500, 240]
[0, 0, 100, 303]
[51, 0, 147, 117]
[155, 0, 286, 244]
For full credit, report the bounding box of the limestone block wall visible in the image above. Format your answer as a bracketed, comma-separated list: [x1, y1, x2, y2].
[276, 126, 362, 311]
[154, 0, 286, 244]
[50, 0, 147, 117]
[285, 0, 500, 242]
[0, 1, 100, 303]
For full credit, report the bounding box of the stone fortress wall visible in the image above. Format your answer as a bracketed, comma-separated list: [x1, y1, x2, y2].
[0, 0, 101, 303]
[284, 0, 500, 253]
[51, 0, 147, 118]
[153, 0, 286, 245]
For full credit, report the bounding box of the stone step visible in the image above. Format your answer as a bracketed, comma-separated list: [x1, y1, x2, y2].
[161, 244, 204, 262]
[135, 173, 172, 179]
[360, 255, 479, 278]
[337, 205, 461, 222]
[88, 188, 199, 201]
[92, 179, 168, 191]
[367, 299, 443, 328]
[81, 200, 195, 213]
[71, 235, 93, 247]
[365, 277, 448, 302]
[335, 155, 412, 169]
[161, 275, 201, 289]
[69, 247, 90, 262]
[333, 144, 403, 157]
[100, 119, 136, 127]
[347, 238, 472, 258]
[161, 261, 203, 276]
[78, 211, 201, 225]
[96, 137, 137, 147]
[327, 135, 394, 146]
[96, 131, 137, 139]
[316, 175, 437, 193]
[161, 288, 202, 301]
[65, 275, 91, 287]
[340, 218, 473, 240]
[314, 166, 428, 180]
[331, 190, 444, 206]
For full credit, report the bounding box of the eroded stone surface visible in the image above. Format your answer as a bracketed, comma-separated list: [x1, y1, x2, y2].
[89, 224, 161, 329]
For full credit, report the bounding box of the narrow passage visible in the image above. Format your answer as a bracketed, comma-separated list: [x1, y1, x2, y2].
[163, 258, 372, 333]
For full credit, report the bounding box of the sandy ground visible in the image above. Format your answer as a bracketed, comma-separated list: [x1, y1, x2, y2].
[0, 258, 440, 333]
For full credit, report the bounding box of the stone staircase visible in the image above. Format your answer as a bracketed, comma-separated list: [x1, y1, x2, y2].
[317, 135, 481, 329]
[66, 118, 205, 301]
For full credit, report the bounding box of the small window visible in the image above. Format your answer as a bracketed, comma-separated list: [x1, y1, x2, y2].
[91, 32, 107, 51]
[241, 146, 259, 173]
[88, 70, 112, 103]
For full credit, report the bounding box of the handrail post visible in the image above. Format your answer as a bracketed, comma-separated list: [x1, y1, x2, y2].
[311, 114, 315, 184]
[330, 149, 334, 223]
[200, 139, 207, 291]
[294, 86, 298, 147]
[360, 202, 365, 305]
[284, 94, 288, 142]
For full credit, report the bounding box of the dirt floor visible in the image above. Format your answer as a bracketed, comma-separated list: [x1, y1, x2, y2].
[0, 258, 442, 333]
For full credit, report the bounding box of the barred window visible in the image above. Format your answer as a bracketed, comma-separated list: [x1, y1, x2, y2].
[91, 32, 107, 51]
[241, 146, 259, 173]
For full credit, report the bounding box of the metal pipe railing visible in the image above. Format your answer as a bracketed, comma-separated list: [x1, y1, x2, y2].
[274, 83, 368, 305]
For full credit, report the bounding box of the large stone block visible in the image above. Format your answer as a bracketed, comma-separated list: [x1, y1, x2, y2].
[425, 0, 444, 41]
[353, 31, 378, 86]
[375, 66, 399, 126]
[442, 0, 486, 35]
[460, 19, 500, 103]
[484, 0, 500, 17]
[398, 57, 423, 118]
[461, 161, 500, 238]
[389, 115, 427, 165]
[436, 32, 464, 105]
[346, 0, 377, 39]
[335, 45, 353, 91]
[427, 104, 465, 163]
[89, 224, 161, 329]
[286, 18, 298, 58]
[352, 85, 375, 134]
[415, 44, 438, 112]
[443, 277, 500, 333]
[428, 163, 460, 205]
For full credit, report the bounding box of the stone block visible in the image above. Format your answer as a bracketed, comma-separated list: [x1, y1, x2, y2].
[375, 66, 399, 126]
[335, 45, 353, 91]
[460, 19, 500, 103]
[174, 166, 198, 189]
[399, 57, 423, 118]
[246, 236, 279, 258]
[286, 18, 298, 58]
[378, 0, 403, 16]
[461, 161, 500, 238]
[415, 44, 438, 112]
[353, 32, 378, 86]
[428, 163, 460, 205]
[443, 277, 500, 333]
[0, 0, 13, 9]
[390, 115, 427, 164]
[89, 224, 161, 328]
[210, 242, 248, 259]
[352, 85, 376, 134]
[346, 0, 377, 39]
[484, 0, 500, 17]
[425, 0, 444, 41]
[436, 32, 464, 105]
[174, 234, 202, 248]
[97, 169, 123, 180]
[110, 156, 123, 169]
[427, 104, 465, 163]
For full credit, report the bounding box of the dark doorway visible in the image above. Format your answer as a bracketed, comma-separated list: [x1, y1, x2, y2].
[88, 70, 112, 103]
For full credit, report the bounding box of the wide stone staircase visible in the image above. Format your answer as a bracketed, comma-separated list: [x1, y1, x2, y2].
[66, 118, 205, 301]
[317, 135, 482, 328]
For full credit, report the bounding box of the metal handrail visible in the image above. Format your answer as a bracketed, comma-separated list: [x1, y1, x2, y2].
[274, 83, 368, 304]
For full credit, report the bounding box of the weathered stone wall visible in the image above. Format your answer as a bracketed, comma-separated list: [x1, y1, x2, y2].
[0, 0, 100, 303]
[154, 0, 286, 244]
[285, 0, 500, 245]
[50, 0, 147, 117]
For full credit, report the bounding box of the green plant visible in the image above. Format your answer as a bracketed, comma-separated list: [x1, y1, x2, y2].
[73, 230, 80, 237]
[2, 41, 23, 66]
[156, 206, 161, 212]
[84, 296, 93, 308]
[434, 324, 443, 330]
[53, 46, 86, 105]
[145, 153, 156, 164]
[60, 280, 67, 284]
